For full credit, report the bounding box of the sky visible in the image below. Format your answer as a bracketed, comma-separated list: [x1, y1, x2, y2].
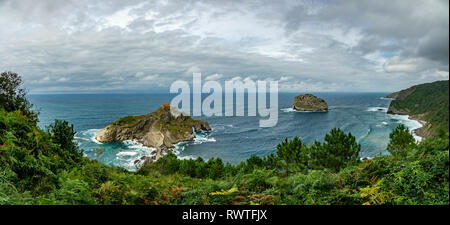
[0, 0, 448, 93]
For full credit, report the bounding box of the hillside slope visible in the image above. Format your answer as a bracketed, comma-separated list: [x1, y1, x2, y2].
[386, 80, 449, 137]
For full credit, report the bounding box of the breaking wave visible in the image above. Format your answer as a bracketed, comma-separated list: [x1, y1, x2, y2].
[115, 140, 156, 171]
[388, 114, 423, 142]
[367, 107, 388, 112]
[172, 131, 216, 160]
[280, 108, 327, 113]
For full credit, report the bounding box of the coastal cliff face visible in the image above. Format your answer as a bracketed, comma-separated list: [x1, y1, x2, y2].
[95, 104, 211, 161]
[293, 94, 328, 111]
[386, 80, 449, 138]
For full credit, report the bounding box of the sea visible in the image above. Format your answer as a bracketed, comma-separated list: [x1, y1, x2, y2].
[29, 92, 423, 171]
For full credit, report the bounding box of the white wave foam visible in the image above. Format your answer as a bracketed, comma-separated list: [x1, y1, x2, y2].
[177, 155, 198, 160]
[173, 142, 198, 160]
[79, 129, 103, 144]
[280, 108, 296, 112]
[194, 134, 216, 144]
[376, 121, 389, 127]
[122, 140, 156, 153]
[115, 139, 156, 171]
[389, 114, 423, 142]
[379, 97, 392, 100]
[211, 124, 234, 131]
[116, 151, 138, 157]
[216, 123, 233, 127]
[171, 131, 214, 160]
[367, 107, 388, 112]
[74, 136, 90, 141]
[79, 127, 213, 169]
[280, 108, 327, 113]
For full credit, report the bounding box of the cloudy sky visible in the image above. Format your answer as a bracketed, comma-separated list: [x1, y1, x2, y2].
[0, 0, 448, 93]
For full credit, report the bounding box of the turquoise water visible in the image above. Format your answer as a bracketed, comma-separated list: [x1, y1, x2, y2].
[29, 93, 422, 170]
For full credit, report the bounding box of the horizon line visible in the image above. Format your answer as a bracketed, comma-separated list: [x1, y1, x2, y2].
[28, 91, 392, 95]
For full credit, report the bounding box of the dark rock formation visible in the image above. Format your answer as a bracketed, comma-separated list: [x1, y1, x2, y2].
[95, 104, 211, 160]
[293, 94, 328, 111]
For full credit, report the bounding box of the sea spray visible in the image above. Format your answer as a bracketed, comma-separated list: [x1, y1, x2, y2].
[114, 140, 157, 171]
[388, 114, 423, 142]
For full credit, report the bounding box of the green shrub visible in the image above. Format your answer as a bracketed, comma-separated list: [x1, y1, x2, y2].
[47, 120, 84, 167]
[53, 179, 96, 204]
[309, 128, 361, 171]
[276, 137, 308, 174]
[0, 71, 38, 122]
[387, 124, 416, 157]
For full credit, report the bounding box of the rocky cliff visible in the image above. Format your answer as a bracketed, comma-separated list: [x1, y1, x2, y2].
[386, 80, 449, 138]
[95, 104, 211, 161]
[293, 94, 328, 111]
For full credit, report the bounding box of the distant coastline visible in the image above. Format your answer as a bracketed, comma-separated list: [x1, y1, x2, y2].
[381, 96, 425, 141]
[385, 80, 449, 138]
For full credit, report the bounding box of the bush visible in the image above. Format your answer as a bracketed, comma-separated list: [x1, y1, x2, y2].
[286, 170, 339, 204]
[53, 179, 96, 204]
[387, 124, 416, 157]
[152, 151, 180, 175]
[47, 119, 84, 167]
[240, 169, 275, 192]
[309, 128, 361, 172]
[0, 71, 38, 122]
[276, 137, 309, 174]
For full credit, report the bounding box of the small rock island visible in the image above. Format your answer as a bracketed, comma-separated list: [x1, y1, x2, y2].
[292, 94, 328, 111]
[95, 104, 211, 162]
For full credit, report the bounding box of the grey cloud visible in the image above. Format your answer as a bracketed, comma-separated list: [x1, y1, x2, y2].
[281, 0, 448, 70]
[0, 0, 448, 93]
[417, 28, 449, 65]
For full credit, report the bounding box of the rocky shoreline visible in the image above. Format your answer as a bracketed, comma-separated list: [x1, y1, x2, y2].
[95, 104, 211, 164]
[386, 102, 427, 141]
[385, 80, 449, 138]
[409, 116, 426, 142]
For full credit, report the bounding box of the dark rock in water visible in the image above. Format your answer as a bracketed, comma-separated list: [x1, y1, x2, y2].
[95, 104, 211, 161]
[292, 94, 328, 111]
[135, 156, 155, 165]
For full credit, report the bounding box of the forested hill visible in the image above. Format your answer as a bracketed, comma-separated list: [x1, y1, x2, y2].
[386, 80, 449, 138]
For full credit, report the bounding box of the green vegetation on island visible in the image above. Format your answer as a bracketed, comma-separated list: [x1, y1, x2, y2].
[386, 80, 449, 137]
[111, 115, 147, 127]
[94, 104, 211, 162]
[1, 71, 449, 205]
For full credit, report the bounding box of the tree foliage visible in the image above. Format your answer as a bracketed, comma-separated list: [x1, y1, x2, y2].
[0, 71, 38, 122]
[387, 124, 416, 157]
[276, 136, 308, 174]
[309, 128, 361, 171]
[47, 119, 84, 167]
